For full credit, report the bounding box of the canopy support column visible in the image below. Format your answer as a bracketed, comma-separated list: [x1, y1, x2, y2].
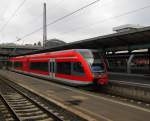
[148, 48, 150, 74]
[127, 54, 134, 74]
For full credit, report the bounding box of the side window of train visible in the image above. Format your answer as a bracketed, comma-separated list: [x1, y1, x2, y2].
[56, 62, 71, 75]
[14, 62, 22, 68]
[30, 62, 48, 72]
[72, 62, 85, 76]
[49, 62, 51, 72]
[8, 62, 12, 67]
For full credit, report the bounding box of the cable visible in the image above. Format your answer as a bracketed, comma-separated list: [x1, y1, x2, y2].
[46, 0, 101, 26]
[19, 0, 102, 40]
[24, 0, 66, 27]
[0, 0, 26, 32]
[58, 4, 150, 36]
[13, 0, 150, 44]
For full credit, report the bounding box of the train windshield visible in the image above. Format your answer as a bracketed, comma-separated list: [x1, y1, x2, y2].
[91, 63, 105, 73]
[79, 50, 105, 73]
[79, 51, 100, 59]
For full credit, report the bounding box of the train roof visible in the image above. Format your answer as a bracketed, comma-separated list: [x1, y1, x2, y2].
[11, 49, 100, 59]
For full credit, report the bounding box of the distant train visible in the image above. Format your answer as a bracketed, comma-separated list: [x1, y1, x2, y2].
[9, 49, 108, 86]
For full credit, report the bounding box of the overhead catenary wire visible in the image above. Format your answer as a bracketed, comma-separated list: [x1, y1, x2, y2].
[19, 0, 102, 40]
[12, 1, 150, 44]
[0, 0, 27, 32]
[58, 4, 150, 36]
[24, 0, 66, 28]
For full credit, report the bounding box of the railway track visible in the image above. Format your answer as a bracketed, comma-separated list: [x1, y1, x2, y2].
[1, 70, 150, 121]
[10, 70, 150, 105]
[0, 78, 87, 121]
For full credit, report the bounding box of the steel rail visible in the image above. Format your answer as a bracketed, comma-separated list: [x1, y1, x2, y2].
[0, 79, 64, 121]
[0, 93, 21, 121]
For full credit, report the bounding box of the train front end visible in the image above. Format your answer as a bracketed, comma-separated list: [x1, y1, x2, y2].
[90, 62, 108, 85]
[78, 49, 108, 85]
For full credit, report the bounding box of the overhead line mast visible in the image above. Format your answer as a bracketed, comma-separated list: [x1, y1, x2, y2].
[19, 0, 101, 41]
[43, 2, 47, 48]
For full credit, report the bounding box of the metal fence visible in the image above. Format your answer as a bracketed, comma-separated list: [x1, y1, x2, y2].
[106, 52, 150, 74]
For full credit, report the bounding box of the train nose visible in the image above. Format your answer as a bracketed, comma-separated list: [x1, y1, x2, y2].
[96, 74, 108, 85]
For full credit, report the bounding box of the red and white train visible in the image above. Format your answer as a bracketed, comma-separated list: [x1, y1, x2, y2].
[9, 49, 108, 86]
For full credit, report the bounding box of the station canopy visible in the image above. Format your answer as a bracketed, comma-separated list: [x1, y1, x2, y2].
[16, 26, 150, 56]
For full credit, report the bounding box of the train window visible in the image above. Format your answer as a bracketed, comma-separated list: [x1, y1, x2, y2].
[30, 62, 48, 72]
[8, 62, 13, 67]
[91, 63, 105, 73]
[79, 51, 91, 58]
[79, 51, 101, 59]
[72, 62, 85, 76]
[49, 62, 51, 72]
[92, 52, 101, 59]
[14, 62, 22, 68]
[56, 62, 71, 75]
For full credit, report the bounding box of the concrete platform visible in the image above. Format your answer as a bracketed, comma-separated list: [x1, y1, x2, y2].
[109, 72, 150, 85]
[0, 70, 150, 121]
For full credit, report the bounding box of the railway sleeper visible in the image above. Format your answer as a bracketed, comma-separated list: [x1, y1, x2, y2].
[14, 108, 40, 112]
[11, 104, 36, 109]
[17, 110, 44, 116]
[20, 114, 50, 120]
[8, 102, 33, 106]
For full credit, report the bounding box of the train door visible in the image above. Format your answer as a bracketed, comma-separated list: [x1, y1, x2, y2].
[49, 58, 56, 79]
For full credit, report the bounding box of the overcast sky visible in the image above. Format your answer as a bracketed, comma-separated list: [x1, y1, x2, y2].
[0, 0, 150, 45]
